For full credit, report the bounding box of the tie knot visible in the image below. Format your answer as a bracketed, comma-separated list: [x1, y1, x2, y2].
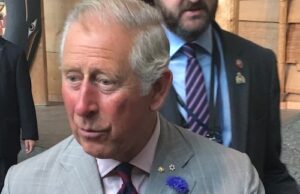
[114, 163, 138, 194]
[114, 163, 134, 180]
[181, 43, 197, 58]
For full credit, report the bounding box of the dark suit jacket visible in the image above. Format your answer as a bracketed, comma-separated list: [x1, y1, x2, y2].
[0, 38, 38, 158]
[160, 23, 299, 194]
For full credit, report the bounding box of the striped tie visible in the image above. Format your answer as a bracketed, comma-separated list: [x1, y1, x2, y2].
[115, 163, 138, 194]
[182, 43, 209, 135]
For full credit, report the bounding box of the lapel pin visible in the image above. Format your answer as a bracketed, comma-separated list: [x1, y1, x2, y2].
[235, 59, 244, 69]
[169, 164, 176, 171]
[235, 72, 246, 84]
[157, 166, 165, 173]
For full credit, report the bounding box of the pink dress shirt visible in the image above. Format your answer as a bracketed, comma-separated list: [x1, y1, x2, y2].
[96, 116, 160, 194]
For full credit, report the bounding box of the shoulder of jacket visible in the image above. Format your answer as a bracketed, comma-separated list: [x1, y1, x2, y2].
[12, 136, 75, 171]
[221, 30, 273, 53]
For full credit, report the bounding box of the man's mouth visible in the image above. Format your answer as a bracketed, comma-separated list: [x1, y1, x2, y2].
[79, 128, 109, 139]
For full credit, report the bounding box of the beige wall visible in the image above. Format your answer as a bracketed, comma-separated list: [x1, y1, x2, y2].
[238, 0, 279, 55]
[284, 0, 300, 108]
[43, 0, 79, 102]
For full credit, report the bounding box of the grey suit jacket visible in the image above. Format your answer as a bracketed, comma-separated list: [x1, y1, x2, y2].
[1, 115, 264, 194]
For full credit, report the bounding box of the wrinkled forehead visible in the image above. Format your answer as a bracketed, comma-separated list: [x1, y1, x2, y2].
[63, 15, 137, 53]
[62, 19, 137, 70]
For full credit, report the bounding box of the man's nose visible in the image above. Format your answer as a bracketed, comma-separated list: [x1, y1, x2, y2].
[74, 81, 99, 118]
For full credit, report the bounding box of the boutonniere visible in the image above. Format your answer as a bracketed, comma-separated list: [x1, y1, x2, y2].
[166, 176, 189, 194]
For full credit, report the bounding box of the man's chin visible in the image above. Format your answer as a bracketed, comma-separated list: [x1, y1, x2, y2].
[177, 20, 209, 40]
[176, 27, 201, 41]
[78, 138, 110, 158]
[83, 146, 109, 159]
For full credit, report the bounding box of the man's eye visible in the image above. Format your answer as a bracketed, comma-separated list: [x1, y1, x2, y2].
[67, 75, 80, 82]
[64, 73, 82, 85]
[95, 77, 118, 93]
[99, 79, 112, 85]
[68, 76, 79, 82]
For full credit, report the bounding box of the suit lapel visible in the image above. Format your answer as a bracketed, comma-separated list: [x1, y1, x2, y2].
[57, 138, 104, 194]
[220, 30, 249, 152]
[145, 116, 196, 194]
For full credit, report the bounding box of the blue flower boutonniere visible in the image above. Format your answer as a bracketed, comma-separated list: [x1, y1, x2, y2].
[166, 176, 189, 194]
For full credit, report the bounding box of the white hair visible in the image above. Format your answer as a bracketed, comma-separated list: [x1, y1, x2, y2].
[60, 0, 169, 95]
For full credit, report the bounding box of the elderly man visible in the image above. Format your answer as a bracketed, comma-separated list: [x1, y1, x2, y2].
[2, 0, 263, 193]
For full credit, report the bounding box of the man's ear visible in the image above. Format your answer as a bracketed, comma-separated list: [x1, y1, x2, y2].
[149, 70, 172, 111]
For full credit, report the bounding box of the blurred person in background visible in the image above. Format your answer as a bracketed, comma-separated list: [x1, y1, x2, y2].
[0, 35, 38, 192]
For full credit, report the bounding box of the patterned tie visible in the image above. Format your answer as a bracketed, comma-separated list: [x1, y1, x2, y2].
[182, 43, 210, 135]
[114, 163, 138, 194]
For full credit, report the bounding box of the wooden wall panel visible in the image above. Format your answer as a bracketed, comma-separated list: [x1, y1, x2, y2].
[286, 95, 300, 104]
[31, 38, 48, 105]
[47, 52, 62, 102]
[215, 0, 239, 33]
[286, 24, 300, 64]
[286, 65, 300, 94]
[43, 0, 79, 52]
[288, 0, 300, 23]
[239, 0, 278, 22]
[238, 21, 278, 55]
[284, 0, 300, 106]
[43, 0, 79, 101]
[278, 0, 288, 97]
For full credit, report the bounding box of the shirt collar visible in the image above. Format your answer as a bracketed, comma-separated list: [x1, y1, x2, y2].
[97, 115, 161, 177]
[163, 24, 213, 58]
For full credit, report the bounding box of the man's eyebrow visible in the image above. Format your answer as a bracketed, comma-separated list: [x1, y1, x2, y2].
[60, 66, 123, 80]
[60, 65, 81, 73]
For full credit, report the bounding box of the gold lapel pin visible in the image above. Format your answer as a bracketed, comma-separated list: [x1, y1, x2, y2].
[235, 72, 246, 84]
[157, 166, 165, 173]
